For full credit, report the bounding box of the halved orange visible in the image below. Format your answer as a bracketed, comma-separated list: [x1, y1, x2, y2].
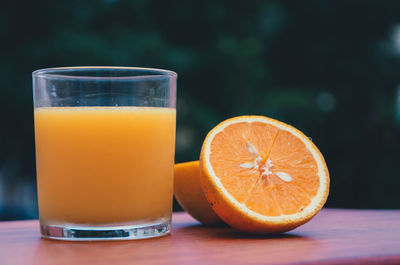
[200, 116, 329, 234]
[174, 161, 222, 225]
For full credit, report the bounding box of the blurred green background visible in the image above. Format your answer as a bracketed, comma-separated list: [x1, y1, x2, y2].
[1, 0, 400, 220]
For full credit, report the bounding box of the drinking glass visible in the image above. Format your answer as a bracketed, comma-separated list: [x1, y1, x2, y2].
[32, 67, 177, 240]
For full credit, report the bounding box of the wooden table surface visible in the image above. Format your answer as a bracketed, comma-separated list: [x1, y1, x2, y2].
[0, 209, 399, 265]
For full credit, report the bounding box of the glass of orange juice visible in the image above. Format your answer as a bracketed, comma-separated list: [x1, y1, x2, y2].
[32, 67, 177, 240]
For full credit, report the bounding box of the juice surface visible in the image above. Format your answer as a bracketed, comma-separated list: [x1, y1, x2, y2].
[34, 107, 176, 225]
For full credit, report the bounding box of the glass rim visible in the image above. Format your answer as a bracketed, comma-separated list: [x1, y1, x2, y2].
[32, 66, 178, 81]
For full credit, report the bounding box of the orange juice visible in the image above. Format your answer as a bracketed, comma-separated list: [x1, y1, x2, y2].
[34, 107, 176, 225]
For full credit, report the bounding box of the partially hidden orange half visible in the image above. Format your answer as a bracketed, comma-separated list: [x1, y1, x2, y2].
[174, 161, 222, 225]
[200, 116, 329, 234]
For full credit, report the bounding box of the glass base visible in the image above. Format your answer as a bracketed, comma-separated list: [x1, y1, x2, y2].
[40, 221, 170, 241]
